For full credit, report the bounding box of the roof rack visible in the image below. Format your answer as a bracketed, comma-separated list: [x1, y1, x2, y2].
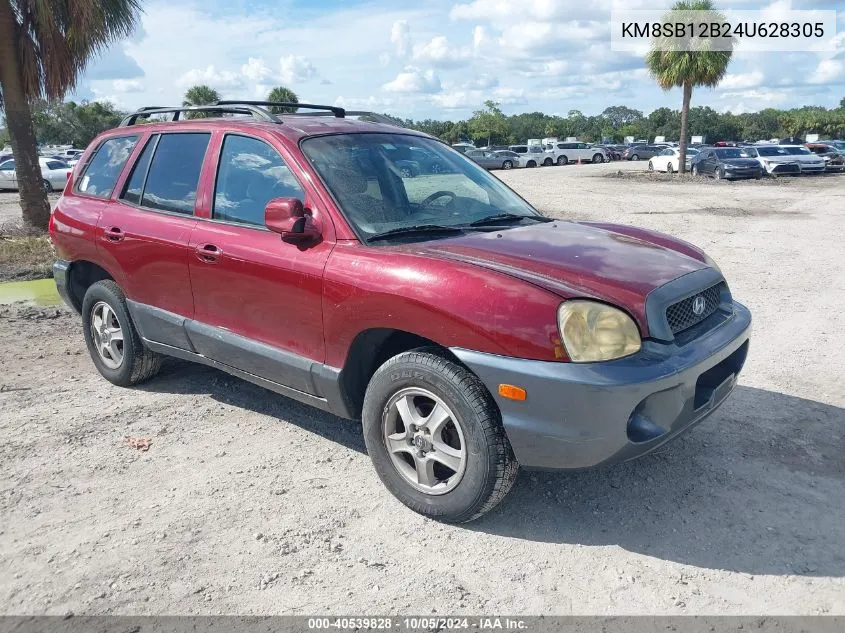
[215, 100, 346, 118]
[119, 104, 281, 127]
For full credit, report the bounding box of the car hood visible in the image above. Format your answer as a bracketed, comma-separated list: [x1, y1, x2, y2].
[722, 158, 761, 168]
[407, 221, 710, 333]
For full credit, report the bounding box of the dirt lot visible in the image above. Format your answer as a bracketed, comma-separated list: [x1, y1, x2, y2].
[1, 163, 843, 615]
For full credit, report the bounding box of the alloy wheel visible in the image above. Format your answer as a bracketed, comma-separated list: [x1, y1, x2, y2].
[90, 301, 125, 369]
[382, 387, 467, 495]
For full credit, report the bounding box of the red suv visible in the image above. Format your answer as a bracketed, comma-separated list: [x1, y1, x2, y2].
[50, 101, 751, 522]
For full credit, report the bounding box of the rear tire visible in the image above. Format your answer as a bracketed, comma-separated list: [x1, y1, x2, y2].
[362, 349, 518, 523]
[667, 163, 674, 174]
[631, 154, 639, 161]
[592, 153, 603, 164]
[543, 158, 553, 166]
[647, 161, 654, 171]
[502, 160, 513, 170]
[42, 179, 52, 193]
[526, 160, 536, 168]
[82, 280, 162, 387]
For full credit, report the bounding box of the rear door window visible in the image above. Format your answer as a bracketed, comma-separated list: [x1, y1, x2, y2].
[141, 133, 211, 214]
[213, 134, 304, 227]
[121, 135, 158, 206]
[76, 135, 139, 198]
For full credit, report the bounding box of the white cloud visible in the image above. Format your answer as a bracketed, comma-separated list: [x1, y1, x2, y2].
[472, 26, 486, 50]
[383, 66, 442, 93]
[719, 89, 788, 103]
[464, 74, 498, 89]
[413, 36, 472, 68]
[809, 59, 844, 84]
[391, 20, 411, 57]
[111, 79, 144, 93]
[279, 55, 318, 84]
[176, 65, 243, 90]
[241, 57, 274, 82]
[718, 71, 764, 90]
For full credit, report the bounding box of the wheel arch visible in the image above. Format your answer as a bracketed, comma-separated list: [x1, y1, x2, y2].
[338, 328, 465, 419]
[65, 260, 116, 313]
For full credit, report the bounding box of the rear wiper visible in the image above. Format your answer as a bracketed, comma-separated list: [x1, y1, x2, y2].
[366, 224, 465, 243]
[466, 213, 554, 227]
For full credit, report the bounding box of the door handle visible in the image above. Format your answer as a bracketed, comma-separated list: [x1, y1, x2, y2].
[104, 226, 124, 242]
[195, 243, 222, 263]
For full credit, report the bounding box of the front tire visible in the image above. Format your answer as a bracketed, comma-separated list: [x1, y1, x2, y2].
[557, 155, 568, 166]
[526, 160, 536, 168]
[543, 158, 553, 166]
[362, 350, 518, 523]
[648, 160, 654, 171]
[592, 153, 603, 164]
[42, 179, 53, 193]
[502, 160, 513, 170]
[631, 154, 639, 161]
[667, 162, 674, 174]
[82, 280, 162, 387]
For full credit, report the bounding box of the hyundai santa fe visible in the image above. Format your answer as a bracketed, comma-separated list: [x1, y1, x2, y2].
[50, 101, 751, 522]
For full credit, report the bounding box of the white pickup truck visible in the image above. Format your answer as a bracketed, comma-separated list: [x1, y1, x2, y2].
[541, 140, 609, 165]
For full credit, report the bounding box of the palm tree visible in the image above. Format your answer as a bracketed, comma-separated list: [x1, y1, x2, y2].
[182, 85, 221, 118]
[645, 0, 733, 173]
[0, 0, 141, 230]
[265, 87, 298, 114]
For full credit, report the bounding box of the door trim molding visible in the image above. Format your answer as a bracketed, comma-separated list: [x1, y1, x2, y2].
[126, 299, 354, 419]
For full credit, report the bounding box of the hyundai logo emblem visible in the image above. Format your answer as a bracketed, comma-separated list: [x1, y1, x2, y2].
[692, 295, 706, 316]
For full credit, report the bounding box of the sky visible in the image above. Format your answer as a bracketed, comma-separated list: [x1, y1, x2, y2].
[68, 0, 845, 121]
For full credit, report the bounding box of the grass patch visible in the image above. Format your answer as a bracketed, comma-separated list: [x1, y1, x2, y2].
[0, 221, 55, 282]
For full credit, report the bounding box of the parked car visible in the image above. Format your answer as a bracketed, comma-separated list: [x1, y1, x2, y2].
[741, 145, 801, 176]
[390, 146, 452, 177]
[818, 140, 845, 152]
[0, 156, 72, 192]
[648, 147, 699, 173]
[465, 149, 519, 170]
[492, 150, 526, 168]
[805, 143, 845, 172]
[508, 145, 546, 168]
[622, 145, 663, 161]
[50, 100, 751, 523]
[603, 145, 626, 160]
[545, 142, 609, 165]
[776, 145, 826, 174]
[690, 147, 763, 180]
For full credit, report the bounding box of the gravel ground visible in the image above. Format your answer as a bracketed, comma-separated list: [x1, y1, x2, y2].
[1, 162, 844, 615]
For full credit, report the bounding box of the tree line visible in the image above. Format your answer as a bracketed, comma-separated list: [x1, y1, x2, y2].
[403, 100, 845, 147]
[23, 95, 845, 156]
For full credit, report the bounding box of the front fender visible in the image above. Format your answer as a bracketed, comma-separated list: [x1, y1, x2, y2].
[322, 243, 565, 367]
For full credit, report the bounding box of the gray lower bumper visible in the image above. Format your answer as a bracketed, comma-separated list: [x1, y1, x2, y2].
[52, 260, 76, 311]
[452, 302, 751, 470]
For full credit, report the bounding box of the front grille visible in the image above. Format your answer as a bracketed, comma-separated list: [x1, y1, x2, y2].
[666, 282, 725, 334]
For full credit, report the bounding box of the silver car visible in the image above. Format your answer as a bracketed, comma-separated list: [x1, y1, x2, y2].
[465, 149, 520, 170]
[0, 156, 72, 192]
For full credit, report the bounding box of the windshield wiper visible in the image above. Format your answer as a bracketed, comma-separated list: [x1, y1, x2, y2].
[366, 224, 465, 243]
[466, 213, 553, 227]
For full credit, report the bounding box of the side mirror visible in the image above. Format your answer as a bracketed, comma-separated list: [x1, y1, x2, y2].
[265, 197, 321, 243]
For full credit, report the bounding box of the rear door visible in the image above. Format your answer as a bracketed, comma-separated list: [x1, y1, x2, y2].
[187, 132, 335, 393]
[94, 132, 211, 347]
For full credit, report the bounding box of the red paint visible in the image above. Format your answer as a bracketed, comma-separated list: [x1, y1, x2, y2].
[51, 115, 716, 369]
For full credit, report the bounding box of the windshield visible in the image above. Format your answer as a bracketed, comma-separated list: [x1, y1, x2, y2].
[302, 133, 540, 241]
[782, 146, 812, 155]
[715, 148, 750, 159]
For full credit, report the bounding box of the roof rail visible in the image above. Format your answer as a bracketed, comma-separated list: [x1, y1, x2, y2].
[118, 104, 281, 127]
[215, 100, 346, 118]
[285, 110, 404, 127]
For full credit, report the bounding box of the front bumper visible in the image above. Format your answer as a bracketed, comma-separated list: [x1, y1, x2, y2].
[452, 301, 751, 470]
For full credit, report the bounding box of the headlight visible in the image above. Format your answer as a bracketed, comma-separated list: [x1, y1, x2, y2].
[557, 301, 641, 362]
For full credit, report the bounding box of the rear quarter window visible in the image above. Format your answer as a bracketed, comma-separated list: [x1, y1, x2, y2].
[76, 135, 139, 198]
